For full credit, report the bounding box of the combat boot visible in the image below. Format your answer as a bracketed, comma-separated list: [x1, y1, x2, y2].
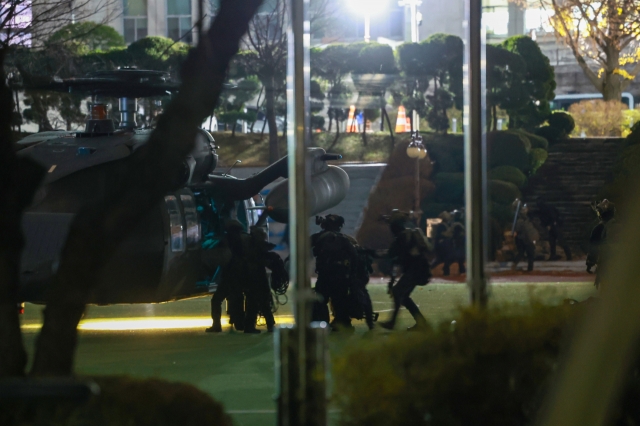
[205, 324, 222, 333]
[407, 314, 429, 332]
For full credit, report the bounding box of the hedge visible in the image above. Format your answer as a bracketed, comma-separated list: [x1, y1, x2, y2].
[489, 179, 521, 205]
[433, 172, 465, 204]
[333, 303, 640, 426]
[488, 131, 531, 171]
[488, 165, 528, 189]
[530, 148, 549, 173]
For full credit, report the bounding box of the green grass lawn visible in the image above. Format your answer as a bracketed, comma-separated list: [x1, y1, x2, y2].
[20, 281, 596, 426]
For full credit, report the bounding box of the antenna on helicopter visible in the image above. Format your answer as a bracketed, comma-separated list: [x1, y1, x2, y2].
[223, 160, 242, 177]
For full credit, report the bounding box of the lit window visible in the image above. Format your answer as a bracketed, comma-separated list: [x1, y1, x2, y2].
[123, 0, 147, 43]
[167, 0, 192, 43]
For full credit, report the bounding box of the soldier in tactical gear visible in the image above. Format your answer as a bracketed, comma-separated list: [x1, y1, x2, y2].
[311, 214, 358, 330]
[379, 210, 431, 331]
[536, 197, 572, 261]
[512, 201, 539, 272]
[431, 211, 455, 276]
[205, 220, 246, 333]
[348, 245, 377, 330]
[587, 199, 617, 289]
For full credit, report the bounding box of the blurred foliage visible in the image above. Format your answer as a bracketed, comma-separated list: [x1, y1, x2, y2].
[335, 301, 640, 426]
[350, 42, 398, 75]
[47, 22, 125, 54]
[489, 166, 528, 189]
[433, 172, 465, 204]
[335, 303, 579, 426]
[547, 111, 575, 136]
[518, 130, 549, 150]
[0, 376, 233, 426]
[569, 99, 626, 137]
[489, 179, 522, 205]
[602, 122, 640, 208]
[530, 148, 549, 174]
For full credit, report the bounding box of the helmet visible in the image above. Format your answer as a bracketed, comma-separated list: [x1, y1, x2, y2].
[318, 214, 345, 232]
[596, 199, 616, 220]
[380, 209, 411, 227]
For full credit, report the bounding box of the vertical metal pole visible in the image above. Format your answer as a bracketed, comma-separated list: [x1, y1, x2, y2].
[464, 0, 488, 306]
[197, 0, 204, 43]
[279, 0, 327, 425]
[415, 157, 420, 214]
[364, 13, 371, 42]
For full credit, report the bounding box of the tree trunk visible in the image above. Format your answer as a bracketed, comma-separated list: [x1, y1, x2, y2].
[328, 118, 341, 152]
[361, 110, 368, 147]
[328, 111, 333, 133]
[0, 49, 46, 378]
[382, 108, 395, 153]
[599, 43, 622, 102]
[264, 82, 280, 164]
[29, 0, 263, 377]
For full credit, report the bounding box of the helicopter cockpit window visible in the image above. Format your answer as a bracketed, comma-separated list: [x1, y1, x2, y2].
[181, 194, 200, 248]
[164, 195, 185, 252]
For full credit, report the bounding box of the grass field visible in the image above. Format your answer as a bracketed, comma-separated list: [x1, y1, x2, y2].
[20, 281, 596, 426]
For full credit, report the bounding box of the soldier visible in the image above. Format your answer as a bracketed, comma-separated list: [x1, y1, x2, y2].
[536, 197, 572, 261]
[449, 209, 466, 274]
[205, 220, 247, 333]
[348, 244, 378, 330]
[512, 202, 539, 272]
[431, 211, 455, 276]
[380, 210, 431, 331]
[311, 214, 358, 330]
[242, 226, 287, 333]
[586, 199, 617, 289]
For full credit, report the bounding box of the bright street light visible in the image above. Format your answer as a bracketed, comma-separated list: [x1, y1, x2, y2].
[348, 0, 389, 42]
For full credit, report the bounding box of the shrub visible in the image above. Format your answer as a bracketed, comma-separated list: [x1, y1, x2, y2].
[424, 134, 465, 173]
[1, 376, 233, 426]
[547, 111, 575, 135]
[351, 42, 398, 74]
[519, 131, 549, 150]
[334, 304, 582, 426]
[489, 166, 528, 189]
[534, 125, 564, 146]
[490, 201, 515, 224]
[434, 172, 465, 204]
[489, 179, 521, 205]
[488, 131, 531, 171]
[530, 148, 549, 173]
[568, 99, 626, 137]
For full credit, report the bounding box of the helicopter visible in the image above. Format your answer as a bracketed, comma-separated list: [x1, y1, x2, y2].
[16, 68, 349, 305]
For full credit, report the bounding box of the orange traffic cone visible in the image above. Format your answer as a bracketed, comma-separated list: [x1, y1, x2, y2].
[346, 105, 356, 133]
[396, 106, 411, 133]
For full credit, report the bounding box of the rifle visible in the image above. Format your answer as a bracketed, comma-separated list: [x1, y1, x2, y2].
[511, 199, 522, 237]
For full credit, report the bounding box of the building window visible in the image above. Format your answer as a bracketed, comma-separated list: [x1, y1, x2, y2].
[167, 0, 192, 43]
[123, 0, 147, 43]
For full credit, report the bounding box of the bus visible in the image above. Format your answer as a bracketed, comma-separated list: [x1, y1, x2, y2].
[550, 92, 635, 111]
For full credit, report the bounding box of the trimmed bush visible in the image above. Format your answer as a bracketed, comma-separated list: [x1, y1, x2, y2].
[424, 135, 465, 173]
[489, 179, 521, 205]
[488, 165, 528, 189]
[547, 111, 575, 135]
[434, 172, 465, 204]
[521, 131, 549, 150]
[626, 121, 640, 146]
[1, 376, 233, 426]
[334, 304, 589, 426]
[530, 148, 548, 173]
[534, 125, 563, 146]
[351, 42, 398, 74]
[488, 131, 531, 171]
[490, 201, 515, 224]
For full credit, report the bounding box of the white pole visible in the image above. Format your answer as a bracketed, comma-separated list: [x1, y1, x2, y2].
[364, 13, 371, 42]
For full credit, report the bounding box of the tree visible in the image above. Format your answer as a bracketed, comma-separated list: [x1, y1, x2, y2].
[537, 0, 640, 101]
[501, 35, 556, 130]
[218, 110, 258, 136]
[486, 44, 528, 131]
[47, 22, 125, 53]
[0, 0, 263, 377]
[236, 0, 288, 164]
